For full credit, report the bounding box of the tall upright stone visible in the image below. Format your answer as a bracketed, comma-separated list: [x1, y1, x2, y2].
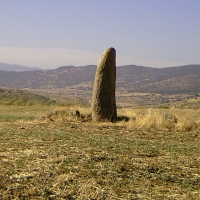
[92, 47, 117, 122]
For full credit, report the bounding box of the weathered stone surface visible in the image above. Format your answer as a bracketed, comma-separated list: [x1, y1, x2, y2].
[92, 47, 117, 122]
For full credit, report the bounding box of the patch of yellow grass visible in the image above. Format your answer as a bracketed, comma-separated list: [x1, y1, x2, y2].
[1, 104, 199, 132]
[40, 105, 200, 132]
[118, 108, 199, 131]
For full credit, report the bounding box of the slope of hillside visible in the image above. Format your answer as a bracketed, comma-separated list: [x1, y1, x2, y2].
[0, 64, 199, 94]
[0, 87, 55, 105]
[127, 72, 200, 94]
[172, 95, 200, 109]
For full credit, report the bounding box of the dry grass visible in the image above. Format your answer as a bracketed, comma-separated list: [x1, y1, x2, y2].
[118, 107, 200, 132]
[0, 104, 199, 199]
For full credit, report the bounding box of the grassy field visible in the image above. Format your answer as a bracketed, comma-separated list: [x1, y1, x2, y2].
[0, 103, 199, 200]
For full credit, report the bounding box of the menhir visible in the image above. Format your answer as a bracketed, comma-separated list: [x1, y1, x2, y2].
[92, 47, 117, 122]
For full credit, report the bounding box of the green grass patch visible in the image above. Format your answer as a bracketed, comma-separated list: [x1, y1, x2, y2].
[0, 115, 36, 122]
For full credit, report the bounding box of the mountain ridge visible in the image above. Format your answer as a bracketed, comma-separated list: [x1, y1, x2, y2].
[0, 64, 199, 94]
[0, 63, 41, 71]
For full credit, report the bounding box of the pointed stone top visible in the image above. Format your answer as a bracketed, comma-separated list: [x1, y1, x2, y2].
[105, 47, 116, 53]
[101, 47, 116, 61]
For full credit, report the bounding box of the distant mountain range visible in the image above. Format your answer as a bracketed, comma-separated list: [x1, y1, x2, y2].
[0, 64, 199, 94]
[0, 63, 41, 71]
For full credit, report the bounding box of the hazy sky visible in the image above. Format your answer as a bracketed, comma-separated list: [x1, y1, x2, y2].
[1, 0, 200, 69]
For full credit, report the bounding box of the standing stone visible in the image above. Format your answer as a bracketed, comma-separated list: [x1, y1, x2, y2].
[92, 47, 117, 122]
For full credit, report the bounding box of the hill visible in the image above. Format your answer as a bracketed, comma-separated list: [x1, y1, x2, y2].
[117, 65, 200, 94]
[0, 87, 55, 105]
[0, 63, 41, 71]
[172, 95, 200, 109]
[0, 64, 199, 95]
